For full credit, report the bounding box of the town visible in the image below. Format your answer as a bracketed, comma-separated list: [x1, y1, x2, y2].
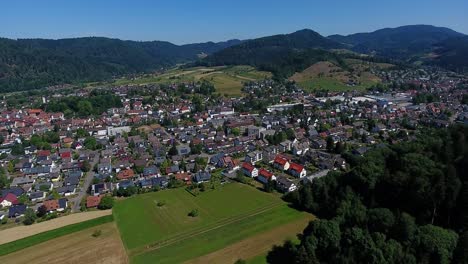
[0, 64, 466, 226]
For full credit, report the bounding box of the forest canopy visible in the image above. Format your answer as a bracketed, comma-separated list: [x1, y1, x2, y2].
[268, 125, 468, 264]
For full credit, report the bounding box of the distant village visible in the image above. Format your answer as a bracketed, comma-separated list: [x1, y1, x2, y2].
[0, 66, 467, 225]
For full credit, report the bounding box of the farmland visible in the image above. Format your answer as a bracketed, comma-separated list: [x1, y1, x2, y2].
[113, 183, 312, 264]
[109, 65, 272, 96]
[0, 222, 127, 264]
[0, 214, 113, 256]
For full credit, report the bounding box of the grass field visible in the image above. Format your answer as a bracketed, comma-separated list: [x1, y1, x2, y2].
[247, 255, 268, 264]
[290, 59, 392, 92]
[113, 183, 311, 264]
[0, 222, 127, 264]
[186, 214, 313, 264]
[110, 65, 271, 96]
[0, 215, 113, 256]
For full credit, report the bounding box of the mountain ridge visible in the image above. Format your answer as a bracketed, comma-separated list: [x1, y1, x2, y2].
[1, 24, 467, 92]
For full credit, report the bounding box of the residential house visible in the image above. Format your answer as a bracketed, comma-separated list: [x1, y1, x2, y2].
[29, 191, 46, 202]
[242, 162, 258, 177]
[257, 169, 276, 184]
[245, 151, 263, 165]
[56, 185, 76, 196]
[91, 182, 113, 196]
[143, 166, 159, 178]
[8, 204, 27, 218]
[117, 169, 135, 180]
[0, 193, 18, 207]
[273, 155, 290, 171]
[276, 176, 297, 193]
[86, 195, 102, 208]
[289, 163, 307, 178]
[193, 171, 212, 183]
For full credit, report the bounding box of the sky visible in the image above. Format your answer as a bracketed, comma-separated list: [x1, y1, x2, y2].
[1, 0, 467, 44]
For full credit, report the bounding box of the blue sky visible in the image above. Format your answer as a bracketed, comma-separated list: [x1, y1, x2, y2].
[2, 0, 467, 44]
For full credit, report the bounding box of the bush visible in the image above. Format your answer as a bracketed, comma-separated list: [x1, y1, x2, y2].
[92, 229, 102, 238]
[188, 209, 199, 217]
[98, 196, 115, 210]
[23, 208, 37, 225]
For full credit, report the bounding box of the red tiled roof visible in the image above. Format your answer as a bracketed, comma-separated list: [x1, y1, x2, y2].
[242, 162, 255, 172]
[274, 156, 288, 166]
[258, 169, 274, 179]
[86, 196, 101, 208]
[0, 193, 18, 205]
[61, 152, 71, 158]
[43, 199, 60, 211]
[289, 162, 304, 172]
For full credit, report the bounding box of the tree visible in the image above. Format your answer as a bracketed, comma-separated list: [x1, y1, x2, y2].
[230, 128, 240, 137]
[188, 209, 199, 217]
[84, 137, 98, 150]
[285, 128, 295, 140]
[0, 169, 9, 189]
[75, 128, 88, 138]
[367, 208, 395, 234]
[82, 160, 91, 172]
[77, 100, 93, 116]
[415, 225, 459, 264]
[326, 136, 334, 152]
[37, 205, 47, 218]
[23, 208, 37, 225]
[264, 179, 275, 193]
[98, 196, 115, 209]
[168, 143, 178, 156]
[334, 141, 345, 154]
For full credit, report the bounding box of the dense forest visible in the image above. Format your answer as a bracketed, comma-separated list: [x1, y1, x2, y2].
[43, 90, 122, 117]
[0, 37, 241, 92]
[432, 36, 468, 72]
[328, 25, 464, 59]
[267, 125, 468, 264]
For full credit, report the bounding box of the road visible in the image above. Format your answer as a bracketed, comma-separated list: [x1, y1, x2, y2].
[70, 151, 100, 212]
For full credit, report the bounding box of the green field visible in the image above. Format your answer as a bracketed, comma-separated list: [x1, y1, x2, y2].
[110, 65, 271, 96]
[247, 255, 268, 264]
[0, 215, 113, 256]
[113, 183, 309, 263]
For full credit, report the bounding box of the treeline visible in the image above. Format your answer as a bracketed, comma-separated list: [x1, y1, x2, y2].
[44, 91, 122, 117]
[268, 125, 468, 264]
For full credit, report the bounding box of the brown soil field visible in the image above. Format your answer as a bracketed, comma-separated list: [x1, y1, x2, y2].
[0, 222, 128, 264]
[0, 210, 112, 245]
[184, 214, 315, 264]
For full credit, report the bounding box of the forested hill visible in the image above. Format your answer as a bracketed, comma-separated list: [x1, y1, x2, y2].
[328, 25, 465, 59]
[199, 25, 468, 78]
[268, 125, 468, 264]
[199, 29, 347, 78]
[0, 37, 241, 92]
[432, 36, 468, 72]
